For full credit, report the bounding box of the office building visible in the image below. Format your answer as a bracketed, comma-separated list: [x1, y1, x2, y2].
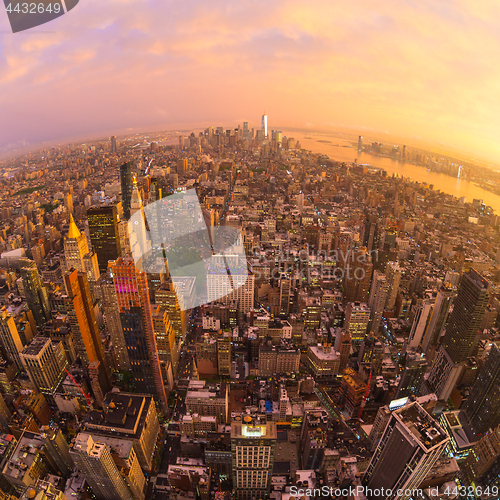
[20, 337, 68, 407]
[120, 161, 133, 220]
[300, 409, 329, 470]
[357, 135, 363, 151]
[185, 381, 228, 425]
[88, 205, 121, 273]
[385, 261, 402, 311]
[19, 260, 50, 327]
[363, 402, 449, 500]
[152, 305, 178, 379]
[306, 344, 340, 379]
[217, 330, 231, 376]
[85, 392, 160, 471]
[207, 259, 254, 314]
[460, 425, 500, 488]
[421, 285, 454, 354]
[0, 307, 24, 369]
[368, 270, 389, 335]
[231, 416, 277, 500]
[155, 280, 187, 342]
[426, 270, 489, 400]
[394, 355, 427, 399]
[70, 433, 137, 500]
[261, 113, 268, 139]
[441, 269, 489, 364]
[463, 341, 500, 435]
[109, 258, 167, 407]
[64, 269, 110, 392]
[3, 429, 73, 493]
[64, 214, 99, 283]
[344, 302, 370, 343]
[101, 271, 130, 370]
[110, 136, 117, 153]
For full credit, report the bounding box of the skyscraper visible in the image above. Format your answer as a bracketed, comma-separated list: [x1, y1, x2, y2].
[463, 341, 500, 435]
[20, 337, 68, 408]
[261, 113, 267, 139]
[231, 416, 277, 500]
[64, 214, 99, 282]
[363, 402, 449, 500]
[155, 281, 186, 342]
[357, 135, 363, 151]
[70, 433, 135, 500]
[385, 261, 402, 311]
[0, 307, 24, 369]
[110, 136, 117, 153]
[87, 205, 121, 273]
[368, 270, 389, 335]
[109, 258, 167, 407]
[441, 269, 489, 364]
[421, 284, 454, 354]
[101, 271, 131, 371]
[64, 269, 110, 400]
[426, 270, 489, 401]
[120, 161, 133, 221]
[19, 259, 51, 327]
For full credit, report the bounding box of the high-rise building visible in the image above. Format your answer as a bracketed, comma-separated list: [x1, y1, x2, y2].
[463, 341, 500, 435]
[344, 302, 370, 343]
[207, 256, 254, 313]
[0, 307, 24, 369]
[120, 161, 133, 220]
[425, 270, 489, 401]
[394, 355, 427, 399]
[368, 270, 388, 335]
[217, 330, 231, 376]
[177, 158, 188, 176]
[88, 205, 121, 273]
[441, 269, 489, 364]
[155, 281, 186, 342]
[19, 259, 50, 327]
[64, 214, 99, 283]
[421, 285, 455, 354]
[460, 425, 500, 490]
[101, 271, 131, 370]
[357, 135, 363, 151]
[261, 113, 268, 139]
[20, 337, 68, 408]
[300, 409, 329, 470]
[231, 416, 277, 500]
[109, 258, 167, 407]
[407, 298, 434, 348]
[64, 269, 110, 401]
[85, 392, 160, 471]
[65, 192, 73, 215]
[110, 136, 117, 153]
[152, 305, 178, 380]
[363, 402, 449, 500]
[185, 381, 228, 425]
[70, 433, 136, 500]
[385, 261, 402, 311]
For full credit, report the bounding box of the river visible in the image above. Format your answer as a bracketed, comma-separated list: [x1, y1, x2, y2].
[290, 132, 500, 214]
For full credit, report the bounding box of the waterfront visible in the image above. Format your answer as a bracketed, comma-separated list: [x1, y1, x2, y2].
[292, 132, 500, 214]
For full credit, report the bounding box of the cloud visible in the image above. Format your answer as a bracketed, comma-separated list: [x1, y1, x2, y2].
[0, 0, 499, 162]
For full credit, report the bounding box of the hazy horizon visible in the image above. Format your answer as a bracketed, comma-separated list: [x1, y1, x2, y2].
[2, 0, 500, 166]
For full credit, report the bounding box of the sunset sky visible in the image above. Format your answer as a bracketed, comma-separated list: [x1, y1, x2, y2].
[1, 0, 500, 162]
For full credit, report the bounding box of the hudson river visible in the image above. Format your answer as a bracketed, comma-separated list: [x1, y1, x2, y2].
[292, 133, 500, 214]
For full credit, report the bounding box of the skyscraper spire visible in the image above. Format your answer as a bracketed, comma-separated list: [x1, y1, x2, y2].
[67, 214, 81, 239]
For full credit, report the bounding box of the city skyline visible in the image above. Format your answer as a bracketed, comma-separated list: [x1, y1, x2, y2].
[1, 1, 500, 165]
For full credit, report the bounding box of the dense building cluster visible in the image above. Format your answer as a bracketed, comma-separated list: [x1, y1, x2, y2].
[0, 120, 498, 500]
